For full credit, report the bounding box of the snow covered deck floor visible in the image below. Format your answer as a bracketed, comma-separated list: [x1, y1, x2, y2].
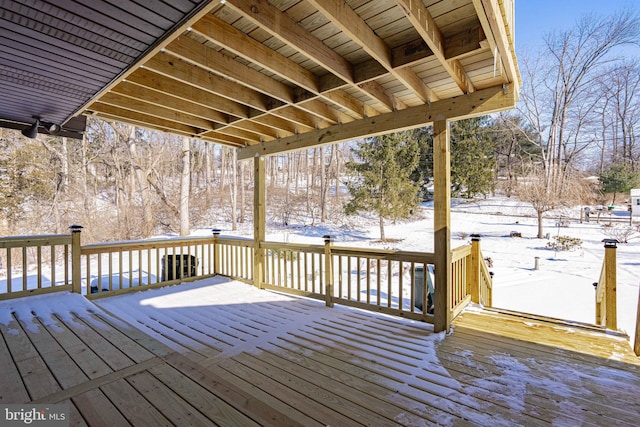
[1, 278, 640, 426]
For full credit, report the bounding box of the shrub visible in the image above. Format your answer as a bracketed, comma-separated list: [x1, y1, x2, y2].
[602, 224, 638, 244]
[546, 236, 582, 251]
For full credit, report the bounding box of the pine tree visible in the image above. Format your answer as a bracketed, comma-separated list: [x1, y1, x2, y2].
[345, 132, 420, 241]
[450, 117, 496, 198]
[599, 163, 640, 204]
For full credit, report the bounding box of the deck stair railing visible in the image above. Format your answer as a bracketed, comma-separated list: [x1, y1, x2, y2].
[595, 239, 618, 330]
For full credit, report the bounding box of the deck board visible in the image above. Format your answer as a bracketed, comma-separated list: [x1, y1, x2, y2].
[100, 378, 173, 426]
[1, 281, 640, 426]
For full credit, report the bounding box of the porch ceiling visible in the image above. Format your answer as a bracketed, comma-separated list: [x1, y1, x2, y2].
[1, 0, 520, 152]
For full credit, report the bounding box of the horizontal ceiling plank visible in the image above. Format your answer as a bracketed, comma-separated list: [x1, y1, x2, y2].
[238, 83, 515, 159]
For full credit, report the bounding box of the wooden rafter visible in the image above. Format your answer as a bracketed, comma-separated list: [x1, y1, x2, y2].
[473, 0, 519, 86]
[307, 0, 437, 104]
[223, 0, 397, 111]
[238, 84, 515, 160]
[74, 0, 519, 150]
[190, 14, 366, 121]
[394, 0, 476, 94]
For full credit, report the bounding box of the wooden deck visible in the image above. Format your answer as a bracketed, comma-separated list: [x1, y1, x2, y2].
[1, 278, 639, 426]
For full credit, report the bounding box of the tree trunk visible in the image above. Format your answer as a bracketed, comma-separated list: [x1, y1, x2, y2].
[379, 215, 385, 241]
[179, 136, 190, 236]
[537, 210, 544, 239]
[230, 148, 238, 231]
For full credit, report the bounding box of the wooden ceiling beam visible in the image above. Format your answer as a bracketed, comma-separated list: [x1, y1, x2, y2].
[223, 0, 396, 114]
[90, 103, 201, 136]
[132, 59, 302, 138]
[145, 53, 273, 113]
[126, 68, 250, 118]
[192, 14, 319, 94]
[308, 0, 436, 104]
[444, 25, 487, 61]
[474, 0, 518, 86]
[358, 81, 399, 112]
[224, 0, 354, 84]
[97, 92, 217, 132]
[112, 81, 229, 125]
[110, 80, 276, 141]
[238, 84, 516, 159]
[166, 36, 295, 104]
[394, 0, 476, 94]
[191, 14, 365, 122]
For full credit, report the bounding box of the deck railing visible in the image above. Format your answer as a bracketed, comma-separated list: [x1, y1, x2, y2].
[215, 237, 254, 283]
[0, 228, 493, 329]
[595, 239, 618, 330]
[0, 233, 73, 299]
[261, 239, 435, 321]
[258, 237, 492, 324]
[81, 235, 217, 298]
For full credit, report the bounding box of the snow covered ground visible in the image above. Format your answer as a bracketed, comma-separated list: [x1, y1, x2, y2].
[207, 196, 640, 340]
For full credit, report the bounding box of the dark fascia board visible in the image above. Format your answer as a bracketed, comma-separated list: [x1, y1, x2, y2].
[0, 115, 87, 140]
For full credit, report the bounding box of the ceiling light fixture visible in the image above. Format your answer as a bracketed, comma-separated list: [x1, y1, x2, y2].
[21, 116, 62, 138]
[21, 117, 40, 138]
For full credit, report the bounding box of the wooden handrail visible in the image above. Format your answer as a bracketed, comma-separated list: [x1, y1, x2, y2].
[635, 287, 640, 356]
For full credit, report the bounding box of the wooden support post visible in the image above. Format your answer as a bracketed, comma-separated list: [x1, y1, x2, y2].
[604, 239, 617, 330]
[69, 225, 83, 294]
[470, 234, 480, 304]
[634, 287, 640, 356]
[254, 156, 266, 289]
[212, 229, 221, 275]
[323, 235, 334, 307]
[433, 119, 452, 333]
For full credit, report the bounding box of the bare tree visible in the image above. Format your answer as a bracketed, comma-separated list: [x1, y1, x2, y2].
[519, 11, 640, 193]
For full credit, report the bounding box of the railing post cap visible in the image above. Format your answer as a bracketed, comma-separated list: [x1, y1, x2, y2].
[602, 238, 618, 248]
[68, 224, 83, 232]
[212, 228, 221, 237]
[322, 234, 333, 243]
[470, 233, 481, 241]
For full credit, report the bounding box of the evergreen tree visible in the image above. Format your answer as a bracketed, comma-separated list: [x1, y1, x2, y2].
[450, 117, 496, 198]
[407, 127, 434, 200]
[599, 163, 640, 204]
[345, 132, 419, 241]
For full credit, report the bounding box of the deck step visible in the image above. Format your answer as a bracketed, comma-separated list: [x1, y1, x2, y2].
[454, 305, 639, 365]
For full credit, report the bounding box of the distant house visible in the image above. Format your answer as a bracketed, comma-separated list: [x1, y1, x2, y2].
[631, 189, 640, 217]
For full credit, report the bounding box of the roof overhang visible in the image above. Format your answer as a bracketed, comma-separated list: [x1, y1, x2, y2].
[1, 0, 520, 149]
